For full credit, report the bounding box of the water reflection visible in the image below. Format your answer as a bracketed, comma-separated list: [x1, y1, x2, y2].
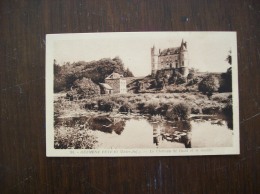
[152, 120, 192, 148]
[55, 114, 233, 149]
[56, 116, 126, 135]
[191, 115, 233, 130]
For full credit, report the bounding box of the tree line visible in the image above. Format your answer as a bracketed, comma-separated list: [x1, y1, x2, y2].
[54, 57, 134, 92]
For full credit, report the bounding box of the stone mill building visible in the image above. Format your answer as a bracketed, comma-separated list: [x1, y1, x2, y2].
[99, 72, 127, 94]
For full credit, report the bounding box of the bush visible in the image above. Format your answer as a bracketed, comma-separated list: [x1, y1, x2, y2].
[198, 75, 220, 97]
[97, 99, 114, 112]
[222, 99, 233, 118]
[219, 68, 232, 92]
[191, 107, 202, 114]
[143, 100, 160, 115]
[166, 103, 190, 120]
[187, 77, 199, 86]
[202, 106, 221, 115]
[156, 103, 170, 116]
[119, 102, 133, 113]
[54, 127, 97, 149]
[176, 76, 187, 84]
[187, 72, 195, 80]
[85, 101, 97, 110]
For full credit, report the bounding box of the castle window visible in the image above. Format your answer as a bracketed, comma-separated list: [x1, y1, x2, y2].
[182, 61, 184, 66]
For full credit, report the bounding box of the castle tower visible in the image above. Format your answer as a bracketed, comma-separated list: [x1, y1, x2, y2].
[179, 39, 189, 76]
[151, 45, 156, 76]
[151, 45, 159, 76]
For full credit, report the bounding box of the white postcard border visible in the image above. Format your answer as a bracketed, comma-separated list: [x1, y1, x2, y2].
[46, 32, 240, 157]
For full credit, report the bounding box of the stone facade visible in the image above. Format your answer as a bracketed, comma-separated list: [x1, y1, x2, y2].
[151, 39, 189, 77]
[104, 72, 127, 94]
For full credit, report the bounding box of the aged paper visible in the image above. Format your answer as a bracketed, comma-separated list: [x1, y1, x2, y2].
[46, 32, 239, 157]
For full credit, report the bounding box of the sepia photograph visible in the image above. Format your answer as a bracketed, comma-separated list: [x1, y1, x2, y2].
[46, 32, 239, 156]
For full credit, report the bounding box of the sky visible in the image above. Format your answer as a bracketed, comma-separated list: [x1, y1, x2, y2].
[50, 32, 237, 77]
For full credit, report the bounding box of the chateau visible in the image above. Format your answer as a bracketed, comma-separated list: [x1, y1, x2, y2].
[151, 39, 189, 77]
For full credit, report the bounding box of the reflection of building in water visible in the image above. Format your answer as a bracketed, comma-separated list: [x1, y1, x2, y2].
[152, 120, 193, 148]
[181, 132, 192, 148]
[152, 123, 163, 147]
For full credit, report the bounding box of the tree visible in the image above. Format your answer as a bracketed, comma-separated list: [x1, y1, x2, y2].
[198, 75, 220, 98]
[54, 59, 61, 75]
[124, 67, 134, 77]
[226, 50, 232, 65]
[219, 50, 232, 92]
[112, 56, 125, 73]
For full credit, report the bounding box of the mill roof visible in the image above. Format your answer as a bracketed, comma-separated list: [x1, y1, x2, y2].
[105, 72, 124, 79]
[99, 83, 113, 90]
[159, 47, 181, 56]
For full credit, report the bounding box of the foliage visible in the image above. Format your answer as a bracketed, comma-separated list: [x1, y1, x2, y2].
[222, 99, 233, 118]
[187, 72, 195, 80]
[124, 67, 134, 77]
[226, 50, 232, 65]
[219, 67, 232, 92]
[198, 75, 220, 97]
[54, 57, 134, 93]
[202, 106, 221, 115]
[166, 103, 191, 121]
[97, 98, 115, 112]
[187, 77, 199, 86]
[176, 76, 187, 84]
[54, 127, 97, 149]
[119, 102, 133, 113]
[73, 77, 100, 96]
[219, 50, 232, 92]
[168, 71, 183, 85]
[85, 101, 97, 110]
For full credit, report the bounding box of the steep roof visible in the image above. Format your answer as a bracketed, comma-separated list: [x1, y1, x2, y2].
[105, 72, 123, 79]
[159, 47, 181, 56]
[99, 83, 113, 90]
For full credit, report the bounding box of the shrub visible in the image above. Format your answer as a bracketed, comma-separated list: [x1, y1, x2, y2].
[166, 103, 191, 120]
[222, 100, 233, 118]
[187, 77, 199, 86]
[187, 72, 195, 80]
[85, 101, 97, 110]
[54, 127, 97, 149]
[198, 75, 220, 97]
[202, 106, 221, 115]
[137, 102, 145, 112]
[219, 68, 232, 92]
[177, 76, 187, 84]
[156, 103, 170, 116]
[144, 101, 160, 115]
[191, 107, 202, 114]
[119, 102, 133, 113]
[97, 99, 114, 112]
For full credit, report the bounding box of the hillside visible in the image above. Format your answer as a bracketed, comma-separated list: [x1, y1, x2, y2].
[54, 57, 134, 92]
[127, 71, 228, 94]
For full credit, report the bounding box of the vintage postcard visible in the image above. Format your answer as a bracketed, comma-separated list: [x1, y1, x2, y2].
[46, 32, 239, 157]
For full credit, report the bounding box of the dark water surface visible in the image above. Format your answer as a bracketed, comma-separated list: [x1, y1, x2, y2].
[55, 114, 233, 149]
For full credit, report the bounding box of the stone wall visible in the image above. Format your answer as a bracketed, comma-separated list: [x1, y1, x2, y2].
[105, 79, 121, 94]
